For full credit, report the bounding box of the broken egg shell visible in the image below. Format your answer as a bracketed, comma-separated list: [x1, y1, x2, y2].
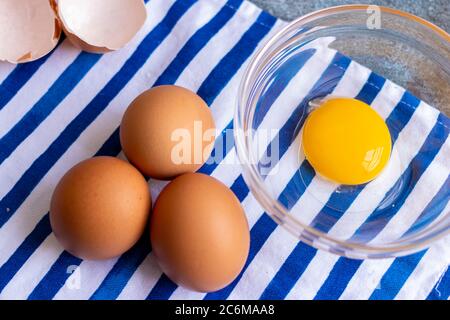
[0, 0, 61, 63]
[57, 0, 147, 54]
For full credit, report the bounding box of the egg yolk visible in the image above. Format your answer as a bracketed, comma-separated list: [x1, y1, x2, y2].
[302, 97, 391, 185]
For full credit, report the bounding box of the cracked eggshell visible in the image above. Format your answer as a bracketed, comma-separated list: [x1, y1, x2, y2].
[0, 0, 61, 63]
[57, 0, 147, 54]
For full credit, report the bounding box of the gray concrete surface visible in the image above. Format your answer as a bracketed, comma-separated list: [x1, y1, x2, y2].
[248, 0, 449, 32]
[248, 0, 450, 115]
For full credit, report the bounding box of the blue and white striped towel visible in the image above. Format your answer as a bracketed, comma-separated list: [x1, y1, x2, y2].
[0, 0, 448, 300]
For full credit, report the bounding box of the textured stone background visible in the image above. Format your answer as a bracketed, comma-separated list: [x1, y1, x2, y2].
[248, 0, 450, 115]
[248, 0, 449, 32]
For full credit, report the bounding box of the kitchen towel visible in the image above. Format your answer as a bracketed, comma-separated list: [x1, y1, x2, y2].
[0, 0, 448, 300]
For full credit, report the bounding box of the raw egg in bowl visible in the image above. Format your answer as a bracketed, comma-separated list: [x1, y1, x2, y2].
[234, 5, 450, 259]
[302, 97, 392, 186]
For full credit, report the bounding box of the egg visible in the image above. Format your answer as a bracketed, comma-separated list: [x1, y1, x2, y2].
[150, 173, 249, 292]
[56, 0, 147, 53]
[0, 0, 61, 63]
[302, 97, 392, 185]
[120, 85, 216, 180]
[50, 156, 151, 260]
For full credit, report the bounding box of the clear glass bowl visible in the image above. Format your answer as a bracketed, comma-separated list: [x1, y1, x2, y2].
[234, 5, 450, 259]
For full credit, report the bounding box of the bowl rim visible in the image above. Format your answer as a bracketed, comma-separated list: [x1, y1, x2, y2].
[234, 4, 450, 259]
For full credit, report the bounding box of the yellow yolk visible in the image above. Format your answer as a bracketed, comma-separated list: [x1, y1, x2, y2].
[302, 97, 391, 185]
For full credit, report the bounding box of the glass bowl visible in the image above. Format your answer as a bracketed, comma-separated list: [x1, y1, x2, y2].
[234, 5, 450, 259]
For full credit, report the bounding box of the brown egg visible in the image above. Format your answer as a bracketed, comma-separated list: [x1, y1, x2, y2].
[120, 85, 216, 180]
[50, 156, 151, 260]
[150, 173, 249, 292]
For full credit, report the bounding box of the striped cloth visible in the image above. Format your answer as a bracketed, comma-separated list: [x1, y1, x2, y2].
[0, 0, 448, 300]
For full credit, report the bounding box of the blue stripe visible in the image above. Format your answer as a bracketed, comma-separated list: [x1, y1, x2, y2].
[313, 114, 449, 300]
[427, 267, 450, 300]
[28, 251, 82, 300]
[369, 250, 427, 300]
[404, 174, 450, 236]
[385, 92, 419, 142]
[146, 274, 179, 300]
[90, 233, 150, 300]
[205, 54, 352, 300]
[278, 162, 314, 208]
[355, 73, 386, 104]
[313, 259, 363, 300]
[197, 12, 276, 105]
[145, 11, 277, 300]
[0, 52, 101, 165]
[96, 128, 122, 158]
[253, 49, 316, 128]
[154, 0, 243, 86]
[0, 50, 54, 111]
[0, 215, 52, 292]
[0, 0, 195, 297]
[230, 175, 250, 202]
[0, 0, 193, 229]
[198, 121, 234, 176]
[260, 242, 316, 299]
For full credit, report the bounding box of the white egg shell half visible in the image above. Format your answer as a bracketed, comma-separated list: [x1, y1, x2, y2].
[57, 0, 147, 53]
[0, 0, 61, 63]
